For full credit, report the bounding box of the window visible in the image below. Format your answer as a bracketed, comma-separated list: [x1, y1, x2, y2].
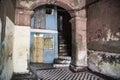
[46, 8, 52, 14]
[44, 36, 54, 49]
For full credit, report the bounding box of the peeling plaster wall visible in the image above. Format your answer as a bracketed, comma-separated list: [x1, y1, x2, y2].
[87, 0, 120, 79]
[87, 0, 120, 53]
[13, 26, 30, 73]
[0, 0, 16, 80]
[88, 51, 120, 79]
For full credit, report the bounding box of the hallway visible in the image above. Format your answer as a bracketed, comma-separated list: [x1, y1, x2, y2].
[0, 0, 120, 80]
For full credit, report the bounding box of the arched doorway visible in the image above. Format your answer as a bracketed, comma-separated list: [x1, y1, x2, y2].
[14, 0, 87, 72]
[30, 5, 72, 64]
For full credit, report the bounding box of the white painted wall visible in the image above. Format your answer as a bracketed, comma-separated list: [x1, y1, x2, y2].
[13, 25, 30, 73]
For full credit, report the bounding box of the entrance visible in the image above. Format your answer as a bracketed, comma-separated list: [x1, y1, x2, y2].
[30, 5, 72, 63]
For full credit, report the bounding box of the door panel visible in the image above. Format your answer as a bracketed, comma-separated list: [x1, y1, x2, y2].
[33, 34, 44, 63]
[31, 33, 58, 63]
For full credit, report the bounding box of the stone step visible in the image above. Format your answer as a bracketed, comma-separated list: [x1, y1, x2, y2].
[54, 58, 71, 64]
[59, 53, 68, 56]
[59, 44, 67, 47]
[53, 64, 70, 68]
[59, 41, 68, 44]
[59, 46, 67, 50]
[59, 49, 67, 52]
[58, 56, 71, 60]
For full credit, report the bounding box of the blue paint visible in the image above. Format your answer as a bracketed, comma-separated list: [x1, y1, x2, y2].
[43, 33, 58, 63]
[46, 7, 57, 30]
[43, 7, 58, 63]
[54, 33, 58, 58]
[30, 6, 58, 63]
[30, 17, 34, 29]
[30, 32, 34, 62]
[30, 32, 58, 63]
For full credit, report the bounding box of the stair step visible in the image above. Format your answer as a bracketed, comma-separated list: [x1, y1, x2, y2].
[59, 47, 67, 50]
[59, 49, 67, 51]
[58, 56, 71, 60]
[59, 40, 66, 42]
[59, 42, 69, 45]
[53, 64, 70, 68]
[59, 54, 68, 56]
[59, 44, 67, 47]
[59, 46, 68, 48]
[59, 52, 68, 55]
[59, 48, 70, 50]
[54, 58, 71, 64]
[58, 32, 71, 57]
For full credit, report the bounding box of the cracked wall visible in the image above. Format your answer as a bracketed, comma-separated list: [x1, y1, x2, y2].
[87, 0, 120, 79]
[87, 0, 120, 53]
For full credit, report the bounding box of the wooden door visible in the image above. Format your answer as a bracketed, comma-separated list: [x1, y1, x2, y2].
[33, 34, 44, 63]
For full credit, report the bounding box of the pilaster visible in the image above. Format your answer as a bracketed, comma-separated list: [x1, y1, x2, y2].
[70, 9, 87, 71]
[15, 8, 34, 26]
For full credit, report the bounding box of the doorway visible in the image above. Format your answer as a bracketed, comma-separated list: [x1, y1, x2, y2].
[30, 5, 72, 63]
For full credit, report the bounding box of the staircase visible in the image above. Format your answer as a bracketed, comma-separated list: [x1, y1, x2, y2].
[53, 32, 71, 68]
[58, 32, 71, 56]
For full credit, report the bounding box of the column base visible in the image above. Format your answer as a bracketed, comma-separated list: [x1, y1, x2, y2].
[70, 64, 88, 72]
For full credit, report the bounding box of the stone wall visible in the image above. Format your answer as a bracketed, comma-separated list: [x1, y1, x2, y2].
[88, 50, 120, 79]
[0, 0, 16, 80]
[87, 0, 120, 53]
[87, 0, 120, 79]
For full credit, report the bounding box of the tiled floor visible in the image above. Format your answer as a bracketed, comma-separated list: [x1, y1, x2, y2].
[29, 63, 109, 80]
[35, 68, 104, 80]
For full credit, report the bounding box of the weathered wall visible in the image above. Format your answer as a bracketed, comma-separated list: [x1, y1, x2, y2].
[87, 0, 120, 79]
[13, 26, 30, 73]
[87, 0, 120, 53]
[88, 51, 120, 79]
[0, 0, 16, 80]
[16, 0, 88, 70]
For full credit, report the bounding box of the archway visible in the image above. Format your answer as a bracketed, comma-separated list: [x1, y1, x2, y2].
[30, 5, 72, 65]
[15, 0, 87, 72]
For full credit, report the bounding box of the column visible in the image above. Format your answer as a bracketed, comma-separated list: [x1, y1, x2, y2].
[15, 8, 34, 26]
[70, 9, 87, 71]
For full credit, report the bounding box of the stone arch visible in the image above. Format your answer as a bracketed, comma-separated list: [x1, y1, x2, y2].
[29, 0, 75, 17]
[15, 0, 87, 72]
